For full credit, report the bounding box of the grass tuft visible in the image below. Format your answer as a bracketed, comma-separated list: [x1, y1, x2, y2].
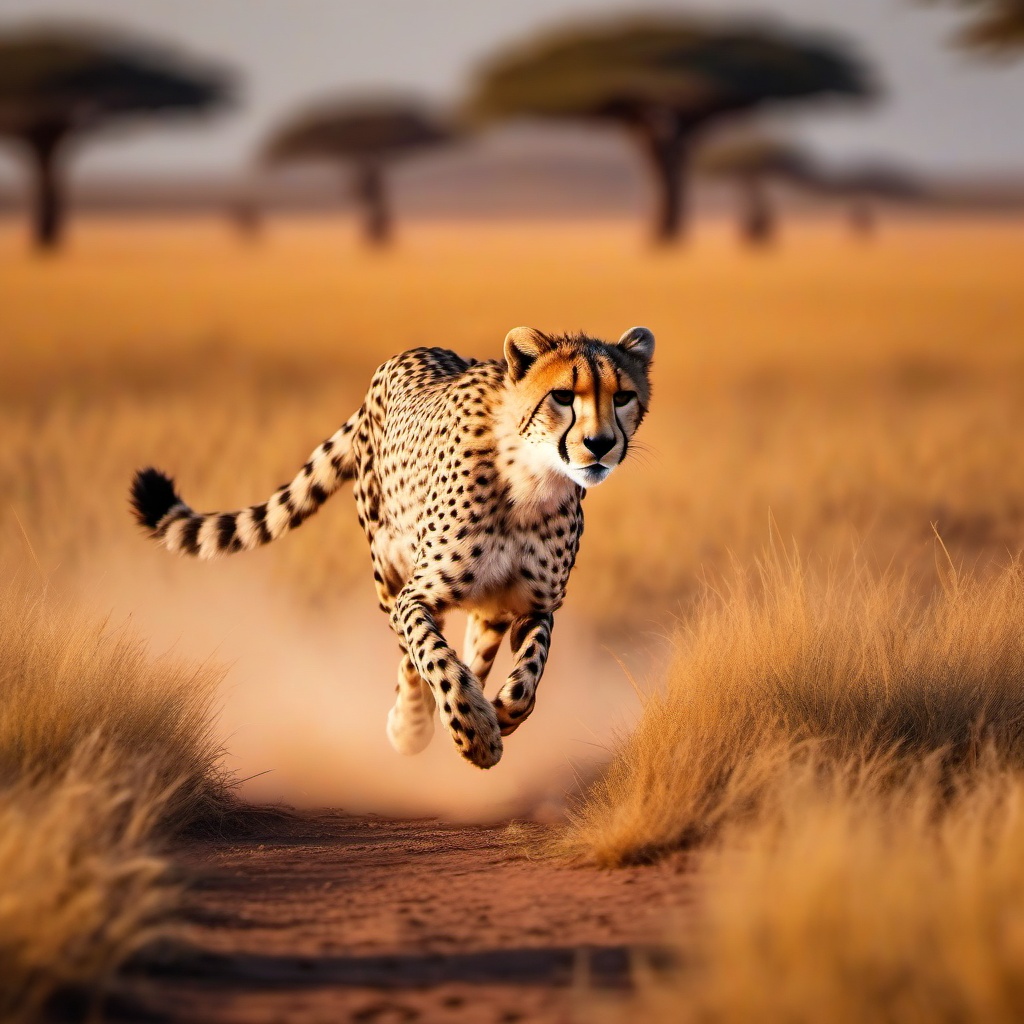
[0, 575, 228, 1021]
[627, 761, 1024, 1024]
[566, 551, 1024, 865]
[574, 551, 1024, 1021]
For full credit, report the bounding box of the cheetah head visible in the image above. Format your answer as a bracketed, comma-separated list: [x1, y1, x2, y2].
[503, 326, 654, 489]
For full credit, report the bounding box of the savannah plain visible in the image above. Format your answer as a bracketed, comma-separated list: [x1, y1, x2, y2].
[4, 214, 1024, 1022]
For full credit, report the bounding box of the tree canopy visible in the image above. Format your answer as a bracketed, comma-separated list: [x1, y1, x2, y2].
[466, 16, 874, 241]
[0, 29, 228, 132]
[812, 161, 925, 200]
[468, 19, 873, 127]
[264, 97, 452, 165]
[264, 97, 455, 245]
[695, 136, 817, 182]
[0, 26, 230, 249]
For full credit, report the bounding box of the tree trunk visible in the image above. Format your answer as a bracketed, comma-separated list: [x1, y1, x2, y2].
[354, 162, 391, 247]
[26, 125, 68, 252]
[740, 174, 775, 247]
[635, 117, 691, 244]
[848, 198, 876, 238]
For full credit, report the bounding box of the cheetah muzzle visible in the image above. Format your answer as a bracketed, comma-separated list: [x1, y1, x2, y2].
[130, 326, 654, 768]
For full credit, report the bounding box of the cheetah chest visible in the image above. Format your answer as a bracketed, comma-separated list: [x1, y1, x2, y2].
[455, 526, 578, 617]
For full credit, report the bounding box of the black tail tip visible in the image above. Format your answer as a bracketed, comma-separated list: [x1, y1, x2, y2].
[130, 468, 182, 531]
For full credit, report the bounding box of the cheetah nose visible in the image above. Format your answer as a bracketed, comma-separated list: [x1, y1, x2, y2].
[583, 435, 615, 460]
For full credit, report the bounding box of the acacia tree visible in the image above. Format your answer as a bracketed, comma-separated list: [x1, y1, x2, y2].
[264, 98, 454, 246]
[696, 137, 923, 242]
[466, 18, 873, 242]
[813, 162, 924, 237]
[0, 28, 229, 250]
[695, 136, 817, 245]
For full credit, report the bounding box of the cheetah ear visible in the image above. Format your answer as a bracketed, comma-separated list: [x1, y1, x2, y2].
[616, 326, 655, 364]
[504, 327, 554, 382]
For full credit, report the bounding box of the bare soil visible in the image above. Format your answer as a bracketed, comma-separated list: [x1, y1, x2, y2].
[132, 812, 689, 1024]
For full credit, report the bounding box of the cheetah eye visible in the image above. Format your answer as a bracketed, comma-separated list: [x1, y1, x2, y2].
[613, 390, 637, 407]
[551, 390, 575, 406]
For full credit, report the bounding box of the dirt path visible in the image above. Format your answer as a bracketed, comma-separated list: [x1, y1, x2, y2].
[138, 812, 689, 1024]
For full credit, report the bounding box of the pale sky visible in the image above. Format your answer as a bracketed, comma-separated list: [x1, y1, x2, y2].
[0, 0, 1022, 179]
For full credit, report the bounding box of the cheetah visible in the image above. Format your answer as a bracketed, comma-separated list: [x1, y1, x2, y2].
[130, 326, 654, 768]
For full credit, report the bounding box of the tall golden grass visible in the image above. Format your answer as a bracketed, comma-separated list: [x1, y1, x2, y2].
[0, 579, 226, 1022]
[568, 548, 1024, 865]
[628, 763, 1024, 1024]
[2, 218, 1024, 1017]
[570, 549, 1024, 1020]
[2, 220, 1023, 634]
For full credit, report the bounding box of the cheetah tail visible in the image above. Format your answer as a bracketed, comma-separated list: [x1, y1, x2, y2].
[129, 413, 358, 559]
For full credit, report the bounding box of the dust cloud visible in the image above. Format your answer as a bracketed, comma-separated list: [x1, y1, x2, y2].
[87, 556, 658, 822]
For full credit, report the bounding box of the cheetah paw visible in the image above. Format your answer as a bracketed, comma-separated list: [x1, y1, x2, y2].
[448, 695, 503, 768]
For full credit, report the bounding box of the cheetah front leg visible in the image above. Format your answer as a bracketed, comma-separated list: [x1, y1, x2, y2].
[492, 612, 553, 736]
[391, 584, 503, 768]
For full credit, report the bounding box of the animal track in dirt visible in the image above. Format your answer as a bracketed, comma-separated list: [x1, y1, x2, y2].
[134, 811, 690, 1023]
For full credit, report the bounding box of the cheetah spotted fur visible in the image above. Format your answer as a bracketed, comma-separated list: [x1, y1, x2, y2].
[130, 326, 654, 768]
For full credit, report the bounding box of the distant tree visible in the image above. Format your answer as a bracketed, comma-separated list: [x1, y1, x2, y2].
[814, 162, 925, 237]
[0, 27, 229, 250]
[695, 135, 817, 245]
[465, 17, 874, 242]
[923, 0, 1024, 54]
[264, 98, 455, 246]
[226, 196, 263, 242]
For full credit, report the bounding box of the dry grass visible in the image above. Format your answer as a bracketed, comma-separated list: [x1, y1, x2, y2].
[2, 218, 1023, 631]
[567, 549, 1024, 865]
[0, 578, 226, 1021]
[626, 762, 1024, 1024]
[571, 550, 1024, 1020]
[2, 217, 1024, 1018]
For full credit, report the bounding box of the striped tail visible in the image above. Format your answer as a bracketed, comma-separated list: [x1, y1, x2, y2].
[130, 412, 359, 559]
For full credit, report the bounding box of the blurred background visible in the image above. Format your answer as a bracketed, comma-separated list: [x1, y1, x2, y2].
[1, 0, 1023, 241]
[2, 0, 1023, 812]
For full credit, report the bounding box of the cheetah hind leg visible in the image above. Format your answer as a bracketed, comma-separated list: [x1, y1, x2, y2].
[463, 612, 510, 688]
[386, 654, 436, 755]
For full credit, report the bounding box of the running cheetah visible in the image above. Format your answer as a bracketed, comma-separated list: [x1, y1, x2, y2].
[130, 326, 654, 768]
